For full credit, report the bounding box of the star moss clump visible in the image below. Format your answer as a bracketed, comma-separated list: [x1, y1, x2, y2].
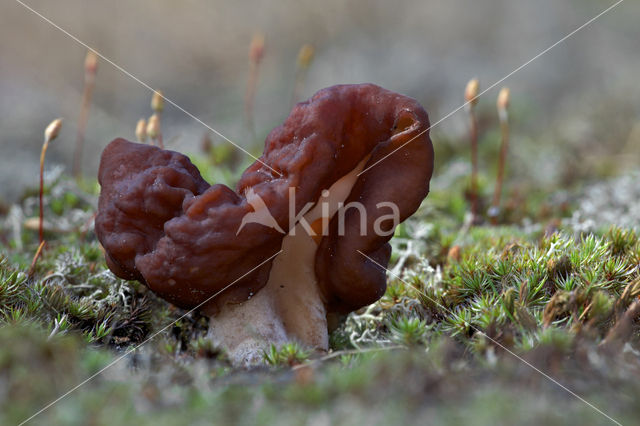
[338, 225, 640, 354]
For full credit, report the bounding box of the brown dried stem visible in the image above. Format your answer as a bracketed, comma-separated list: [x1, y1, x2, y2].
[28, 241, 46, 278]
[39, 140, 47, 244]
[600, 300, 640, 355]
[291, 44, 315, 108]
[39, 119, 62, 245]
[245, 33, 265, 137]
[465, 79, 480, 220]
[72, 50, 98, 178]
[491, 88, 510, 217]
[149, 91, 164, 148]
[468, 106, 479, 217]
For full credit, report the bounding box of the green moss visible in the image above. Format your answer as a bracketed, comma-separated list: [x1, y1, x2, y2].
[0, 150, 639, 424]
[263, 342, 310, 366]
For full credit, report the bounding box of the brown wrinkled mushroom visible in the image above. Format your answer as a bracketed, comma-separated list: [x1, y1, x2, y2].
[95, 83, 434, 365]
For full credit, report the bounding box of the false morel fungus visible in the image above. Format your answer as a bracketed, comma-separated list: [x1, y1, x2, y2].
[96, 84, 434, 365]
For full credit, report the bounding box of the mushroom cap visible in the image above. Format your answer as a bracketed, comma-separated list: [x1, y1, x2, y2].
[95, 83, 433, 313]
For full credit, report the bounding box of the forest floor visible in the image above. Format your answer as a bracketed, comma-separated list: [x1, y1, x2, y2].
[1, 149, 639, 426]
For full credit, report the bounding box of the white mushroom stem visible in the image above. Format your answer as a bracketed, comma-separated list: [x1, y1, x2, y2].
[207, 157, 368, 366]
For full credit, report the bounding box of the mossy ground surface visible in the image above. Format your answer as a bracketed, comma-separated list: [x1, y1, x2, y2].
[1, 150, 639, 426]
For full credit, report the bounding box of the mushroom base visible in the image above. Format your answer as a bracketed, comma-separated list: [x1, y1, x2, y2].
[206, 156, 369, 366]
[206, 227, 329, 366]
[206, 196, 335, 366]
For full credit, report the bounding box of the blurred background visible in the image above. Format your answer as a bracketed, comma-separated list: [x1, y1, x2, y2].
[1, 0, 639, 202]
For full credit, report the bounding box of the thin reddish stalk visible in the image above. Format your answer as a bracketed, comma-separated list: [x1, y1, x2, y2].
[28, 240, 46, 278]
[492, 118, 510, 209]
[35, 118, 61, 268]
[73, 52, 97, 178]
[245, 61, 259, 135]
[290, 69, 303, 109]
[245, 34, 265, 138]
[156, 119, 164, 149]
[72, 74, 94, 177]
[469, 107, 479, 218]
[291, 44, 314, 108]
[39, 139, 49, 244]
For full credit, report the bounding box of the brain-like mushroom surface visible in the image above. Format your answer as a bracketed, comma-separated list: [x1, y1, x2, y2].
[96, 83, 434, 365]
